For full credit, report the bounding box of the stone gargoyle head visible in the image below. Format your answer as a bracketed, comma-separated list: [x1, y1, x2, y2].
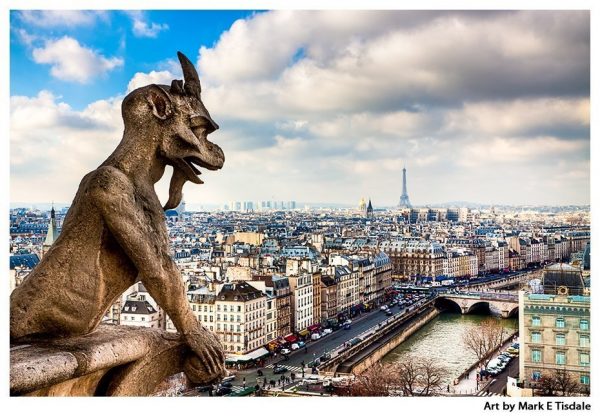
[120, 51, 224, 210]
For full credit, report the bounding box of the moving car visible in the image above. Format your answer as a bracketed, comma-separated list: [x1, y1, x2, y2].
[273, 365, 288, 374]
[380, 305, 388, 311]
[222, 374, 235, 382]
[281, 348, 291, 355]
[385, 310, 393, 316]
[219, 381, 233, 388]
[320, 353, 331, 362]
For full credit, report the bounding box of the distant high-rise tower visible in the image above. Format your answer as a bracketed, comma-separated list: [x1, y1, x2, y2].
[399, 166, 412, 208]
[42, 205, 58, 258]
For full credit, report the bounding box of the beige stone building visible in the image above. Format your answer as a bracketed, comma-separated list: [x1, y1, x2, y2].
[288, 273, 313, 332]
[215, 281, 266, 354]
[311, 271, 322, 325]
[519, 264, 590, 394]
[380, 240, 445, 279]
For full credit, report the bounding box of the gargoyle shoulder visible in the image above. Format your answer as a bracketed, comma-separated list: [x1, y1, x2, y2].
[85, 166, 135, 202]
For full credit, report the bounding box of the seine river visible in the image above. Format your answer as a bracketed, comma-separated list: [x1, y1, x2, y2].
[381, 312, 518, 383]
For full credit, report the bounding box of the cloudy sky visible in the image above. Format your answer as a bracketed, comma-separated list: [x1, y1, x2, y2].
[10, 10, 590, 207]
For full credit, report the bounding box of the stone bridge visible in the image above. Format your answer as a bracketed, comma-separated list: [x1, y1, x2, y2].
[435, 292, 519, 318]
[466, 270, 542, 291]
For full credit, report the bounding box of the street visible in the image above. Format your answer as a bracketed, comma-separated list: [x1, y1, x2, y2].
[190, 302, 415, 395]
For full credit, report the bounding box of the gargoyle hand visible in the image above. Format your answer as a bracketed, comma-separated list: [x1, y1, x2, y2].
[183, 326, 226, 384]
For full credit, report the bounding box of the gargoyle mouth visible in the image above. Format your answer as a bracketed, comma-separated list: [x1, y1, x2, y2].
[183, 156, 222, 172]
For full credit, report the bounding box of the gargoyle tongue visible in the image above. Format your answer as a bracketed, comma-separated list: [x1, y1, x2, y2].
[164, 169, 194, 211]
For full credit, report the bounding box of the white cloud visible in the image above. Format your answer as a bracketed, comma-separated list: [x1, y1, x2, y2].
[18, 11, 107, 28]
[126, 11, 169, 38]
[10, 91, 123, 203]
[32, 36, 123, 83]
[10, 11, 590, 206]
[127, 70, 177, 93]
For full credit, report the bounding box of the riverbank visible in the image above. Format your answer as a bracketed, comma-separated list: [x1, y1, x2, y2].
[381, 313, 518, 387]
[449, 331, 519, 395]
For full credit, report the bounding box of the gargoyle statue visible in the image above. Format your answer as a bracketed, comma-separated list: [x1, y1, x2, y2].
[10, 51, 226, 384]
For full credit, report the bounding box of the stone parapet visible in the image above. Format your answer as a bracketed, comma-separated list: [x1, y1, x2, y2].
[10, 325, 191, 396]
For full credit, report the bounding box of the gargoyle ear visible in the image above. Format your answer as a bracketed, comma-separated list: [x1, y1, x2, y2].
[146, 86, 173, 120]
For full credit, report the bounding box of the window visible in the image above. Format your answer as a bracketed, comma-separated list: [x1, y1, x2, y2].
[580, 375, 590, 385]
[531, 316, 541, 326]
[580, 353, 590, 367]
[531, 349, 542, 363]
[203, 306, 207, 312]
[531, 332, 542, 343]
[141, 317, 145, 321]
[580, 335, 590, 347]
[556, 333, 566, 346]
[580, 319, 589, 330]
[555, 317, 565, 328]
[555, 351, 566, 365]
[532, 371, 542, 381]
[237, 306, 241, 312]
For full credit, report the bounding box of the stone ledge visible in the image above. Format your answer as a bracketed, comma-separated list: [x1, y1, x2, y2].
[10, 325, 189, 396]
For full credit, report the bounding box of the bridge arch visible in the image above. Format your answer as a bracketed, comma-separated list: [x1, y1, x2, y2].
[434, 297, 462, 314]
[507, 306, 519, 318]
[466, 301, 491, 315]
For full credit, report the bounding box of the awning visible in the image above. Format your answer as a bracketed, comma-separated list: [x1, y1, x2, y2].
[307, 324, 321, 332]
[284, 334, 299, 343]
[298, 329, 310, 337]
[225, 347, 269, 363]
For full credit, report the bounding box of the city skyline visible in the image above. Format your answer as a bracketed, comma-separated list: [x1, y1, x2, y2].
[10, 10, 590, 207]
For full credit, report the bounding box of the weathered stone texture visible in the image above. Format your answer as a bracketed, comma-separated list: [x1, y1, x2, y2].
[10, 52, 226, 395]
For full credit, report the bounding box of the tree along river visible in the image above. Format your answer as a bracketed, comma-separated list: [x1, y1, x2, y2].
[381, 312, 517, 383]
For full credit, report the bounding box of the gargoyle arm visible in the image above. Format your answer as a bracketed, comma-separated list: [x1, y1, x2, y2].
[88, 167, 201, 338]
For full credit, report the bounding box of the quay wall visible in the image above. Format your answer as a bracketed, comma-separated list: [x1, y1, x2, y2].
[334, 306, 440, 375]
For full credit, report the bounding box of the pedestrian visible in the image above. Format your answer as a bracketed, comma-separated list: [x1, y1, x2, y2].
[277, 379, 280, 386]
[447, 385, 450, 393]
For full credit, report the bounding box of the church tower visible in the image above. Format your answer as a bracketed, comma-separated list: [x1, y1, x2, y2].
[42, 205, 58, 258]
[366, 198, 374, 219]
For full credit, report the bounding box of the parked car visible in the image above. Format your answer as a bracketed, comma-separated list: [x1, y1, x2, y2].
[311, 333, 321, 340]
[195, 385, 212, 392]
[498, 353, 512, 362]
[273, 365, 288, 374]
[380, 305, 388, 311]
[298, 340, 306, 347]
[323, 328, 333, 335]
[281, 348, 291, 355]
[291, 343, 299, 350]
[222, 374, 235, 382]
[219, 381, 233, 388]
[320, 352, 331, 362]
[215, 386, 232, 396]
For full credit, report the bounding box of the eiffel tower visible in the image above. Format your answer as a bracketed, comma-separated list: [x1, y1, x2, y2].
[399, 166, 412, 208]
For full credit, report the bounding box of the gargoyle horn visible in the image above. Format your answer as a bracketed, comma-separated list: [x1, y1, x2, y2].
[177, 51, 201, 100]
